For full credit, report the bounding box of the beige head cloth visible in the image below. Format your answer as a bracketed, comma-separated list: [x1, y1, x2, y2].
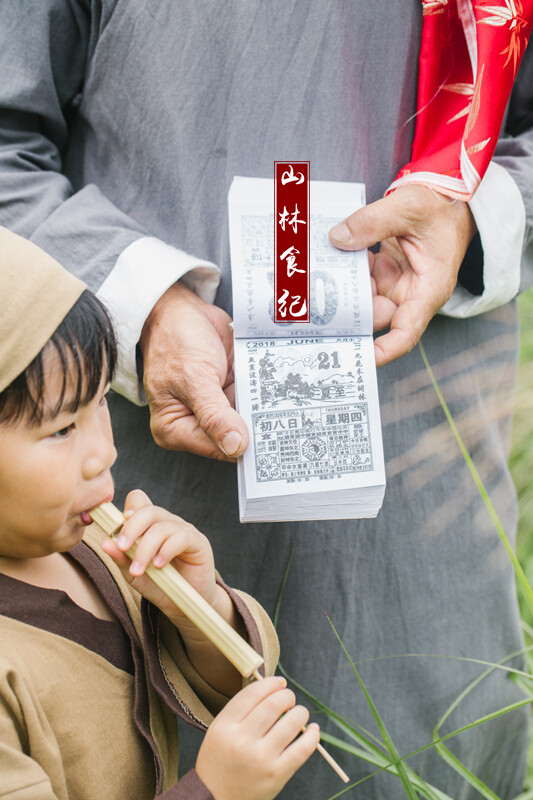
[0, 227, 86, 393]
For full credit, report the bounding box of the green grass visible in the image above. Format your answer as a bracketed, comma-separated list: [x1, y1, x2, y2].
[274, 291, 533, 798]
[513, 289, 533, 628]
[512, 289, 533, 788]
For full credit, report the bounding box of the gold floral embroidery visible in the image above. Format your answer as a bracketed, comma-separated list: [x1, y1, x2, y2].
[444, 83, 475, 125]
[422, 0, 449, 14]
[466, 136, 491, 154]
[476, 0, 529, 72]
[465, 63, 484, 136]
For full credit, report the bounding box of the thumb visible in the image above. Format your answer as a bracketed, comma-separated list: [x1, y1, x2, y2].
[328, 190, 416, 252]
[192, 391, 250, 458]
[152, 370, 250, 458]
[123, 489, 153, 519]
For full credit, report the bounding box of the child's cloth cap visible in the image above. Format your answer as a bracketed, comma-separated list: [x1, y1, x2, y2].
[0, 227, 86, 393]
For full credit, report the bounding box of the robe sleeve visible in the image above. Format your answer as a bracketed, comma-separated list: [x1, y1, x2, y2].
[157, 770, 214, 800]
[0, 0, 219, 405]
[493, 35, 533, 296]
[142, 582, 280, 725]
[0, 663, 60, 800]
[0, 661, 214, 800]
[442, 36, 533, 318]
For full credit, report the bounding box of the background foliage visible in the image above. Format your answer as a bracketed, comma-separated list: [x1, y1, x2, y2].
[514, 289, 533, 629]
[304, 290, 533, 799]
[512, 289, 533, 787]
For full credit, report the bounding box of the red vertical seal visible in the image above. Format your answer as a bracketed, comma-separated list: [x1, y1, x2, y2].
[274, 161, 310, 323]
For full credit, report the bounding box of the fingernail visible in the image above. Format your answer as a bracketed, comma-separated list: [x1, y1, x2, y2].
[130, 561, 143, 576]
[153, 555, 164, 567]
[329, 221, 352, 245]
[220, 430, 242, 456]
[308, 722, 320, 731]
[277, 677, 287, 686]
[116, 535, 128, 548]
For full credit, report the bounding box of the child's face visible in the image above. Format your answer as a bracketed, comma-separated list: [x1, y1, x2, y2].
[0, 349, 116, 558]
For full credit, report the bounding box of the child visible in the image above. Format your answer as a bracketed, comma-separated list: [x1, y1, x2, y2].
[0, 227, 320, 800]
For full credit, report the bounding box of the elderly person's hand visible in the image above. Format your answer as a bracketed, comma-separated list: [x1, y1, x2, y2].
[139, 184, 476, 461]
[139, 281, 249, 461]
[329, 184, 477, 366]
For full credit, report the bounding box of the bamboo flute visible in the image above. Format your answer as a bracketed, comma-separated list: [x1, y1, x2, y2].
[89, 502, 349, 783]
[89, 502, 263, 678]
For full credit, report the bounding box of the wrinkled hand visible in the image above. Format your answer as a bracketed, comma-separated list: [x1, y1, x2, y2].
[139, 282, 249, 460]
[196, 677, 320, 800]
[329, 184, 477, 366]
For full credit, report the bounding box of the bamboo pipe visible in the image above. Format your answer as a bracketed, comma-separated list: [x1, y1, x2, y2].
[89, 502, 349, 783]
[89, 502, 264, 678]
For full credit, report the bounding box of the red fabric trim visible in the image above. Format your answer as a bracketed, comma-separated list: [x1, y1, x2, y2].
[390, 0, 533, 199]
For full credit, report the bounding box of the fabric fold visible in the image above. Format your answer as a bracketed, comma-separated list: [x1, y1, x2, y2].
[389, 0, 533, 200]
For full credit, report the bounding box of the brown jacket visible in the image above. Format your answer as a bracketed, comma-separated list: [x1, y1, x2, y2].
[0, 526, 279, 799]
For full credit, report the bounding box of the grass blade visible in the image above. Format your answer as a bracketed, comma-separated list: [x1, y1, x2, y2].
[337, 651, 533, 684]
[320, 732, 453, 800]
[278, 662, 387, 751]
[512, 789, 533, 800]
[434, 646, 532, 732]
[272, 539, 297, 629]
[419, 340, 533, 620]
[273, 543, 387, 751]
[509, 673, 533, 695]
[279, 663, 441, 800]
[282, 655, 533, 799]
[273, 469, 533, 798]
[325, 612, 422, 800]
[432, 737, 500, 800]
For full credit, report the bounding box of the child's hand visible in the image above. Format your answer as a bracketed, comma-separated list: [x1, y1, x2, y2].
[196, 677, 321, 800]
[100, 489, 224, 624]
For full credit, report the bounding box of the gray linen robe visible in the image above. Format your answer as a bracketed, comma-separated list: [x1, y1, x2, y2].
[1, 3, 532, 798]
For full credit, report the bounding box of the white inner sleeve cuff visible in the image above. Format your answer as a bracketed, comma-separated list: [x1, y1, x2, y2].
[440, 161, 525, 319]
[97, 236, 220, 405]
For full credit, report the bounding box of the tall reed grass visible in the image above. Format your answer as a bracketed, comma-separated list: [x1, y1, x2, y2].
[512, 290, 533, 630]
[512, 289, 533, 788]
[277, 290, 533, 799]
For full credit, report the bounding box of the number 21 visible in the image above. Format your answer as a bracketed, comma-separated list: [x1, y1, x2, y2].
[318, 351, 340, 369]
